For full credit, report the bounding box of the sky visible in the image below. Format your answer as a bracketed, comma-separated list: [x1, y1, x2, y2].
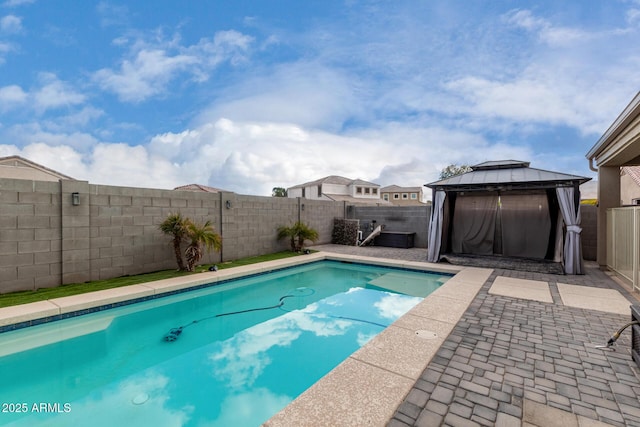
[1, 1, 639, 198]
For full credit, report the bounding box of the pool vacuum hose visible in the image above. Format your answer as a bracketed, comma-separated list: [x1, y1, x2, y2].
[162, 294, 294, 342]
[161, 286, 387, 342]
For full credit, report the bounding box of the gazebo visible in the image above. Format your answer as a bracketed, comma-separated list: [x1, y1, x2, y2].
[426, 160, 591, 274]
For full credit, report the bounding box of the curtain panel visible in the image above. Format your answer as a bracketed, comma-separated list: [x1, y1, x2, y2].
[556, 186, 584, 274]
[451, 194, 499, 255]
[427, 190, 446, 262]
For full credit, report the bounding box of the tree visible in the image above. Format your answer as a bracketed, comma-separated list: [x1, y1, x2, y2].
[277, 221, 319, 252]
[439, 164, 472, 180]
[184, 220, 222, 272]
[272, 187, 287, 197]
[158, 213, 189, 271]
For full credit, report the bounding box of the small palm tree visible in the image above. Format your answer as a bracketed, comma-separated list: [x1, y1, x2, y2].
[159, 213, 189, 271]
[184, 220, 222, 272]
[277, 221, 319, 252]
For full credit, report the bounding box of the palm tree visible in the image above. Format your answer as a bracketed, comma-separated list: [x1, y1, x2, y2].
[184, 220, 222, 272]
[158, 213, 189, 271]
[277, 221, 319, 252]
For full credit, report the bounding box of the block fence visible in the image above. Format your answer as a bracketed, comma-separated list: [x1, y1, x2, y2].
[0, 177, 597, 293]
[0, 178, 346, 293]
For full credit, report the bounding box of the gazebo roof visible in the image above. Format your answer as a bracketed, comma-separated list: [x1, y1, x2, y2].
[426, 160, 590, 192]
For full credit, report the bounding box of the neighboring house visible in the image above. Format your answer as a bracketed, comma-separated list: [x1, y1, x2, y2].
[620, 166, 640, 205]
[287, 175, 388, 204]
[0, 155, 75, 181]
[380, 185, 426, 205]
[173, 184, 226, 193]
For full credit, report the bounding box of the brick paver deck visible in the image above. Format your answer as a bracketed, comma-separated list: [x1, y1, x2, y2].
[312, 245, 640, 427]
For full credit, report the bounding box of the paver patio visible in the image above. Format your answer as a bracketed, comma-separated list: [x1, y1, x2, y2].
[312, 244, 640, 427]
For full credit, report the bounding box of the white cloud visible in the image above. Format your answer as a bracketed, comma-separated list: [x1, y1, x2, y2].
[0, 14, 21, 33]
[0, 75, 88, 120]
[194, 30, 254, 68]
[87, 143, 182, 188]
[3, 2, 634, 195]
[195, 61, 364, 132]
[0, 84, 26, 110]
[21, 142, 88, 173]
[503, 9, 593, 46]
[93, 29, 254, 102]
[2, 0, 35, 7]
[94, 49, 198, 102]
[627, 7, 640, 25]
[32, 72, 86, 112]
[0, 111, 535, 195]
[436, 8, 640, 137]
[6, 124, 99, 152]
[96, 1, 129, 28]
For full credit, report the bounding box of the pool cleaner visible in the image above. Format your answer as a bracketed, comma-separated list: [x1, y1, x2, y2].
[163, 327, 184, 342]
[595, 320, 639, 350]
[162, 292, 299, 342]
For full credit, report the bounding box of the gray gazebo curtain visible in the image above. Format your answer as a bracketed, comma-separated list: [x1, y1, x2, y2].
[451, 194, 498, 255]
[427, 190, 446, 262]
[500, 193, 551, 259]
[556, 186, 584, 274]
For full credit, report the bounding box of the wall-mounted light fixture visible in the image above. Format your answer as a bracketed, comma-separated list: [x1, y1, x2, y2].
[225, 200, 232, 209]
[71, 192, 80, 206]
[301, 203, 305, 211]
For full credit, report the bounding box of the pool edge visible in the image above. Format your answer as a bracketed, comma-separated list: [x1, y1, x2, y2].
[264, 259, 493, 427]
[0, 252, 491, 427]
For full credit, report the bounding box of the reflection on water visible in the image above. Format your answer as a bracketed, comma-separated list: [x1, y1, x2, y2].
[0, 262, 440, 427]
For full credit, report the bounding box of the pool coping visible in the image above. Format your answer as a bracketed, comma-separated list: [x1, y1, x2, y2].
[264, 255, 492, 427]
[0, 252, 492, 426]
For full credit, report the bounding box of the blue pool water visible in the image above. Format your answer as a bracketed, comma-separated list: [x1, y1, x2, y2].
[0, 260, 450, 426]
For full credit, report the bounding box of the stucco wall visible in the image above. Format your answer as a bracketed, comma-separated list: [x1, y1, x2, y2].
[0, 178, 344, 293]
[581, 204, 597, 261]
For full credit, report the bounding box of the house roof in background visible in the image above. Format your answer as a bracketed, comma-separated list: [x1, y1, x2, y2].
[426, 159, 591, 191]
[288, 175, 379, 190]
[0, 155, 75, 181]
[380, 185, 423, 192]
[173, 183, 226, 193]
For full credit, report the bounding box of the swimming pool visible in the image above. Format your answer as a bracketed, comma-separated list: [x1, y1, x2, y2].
[0, 260, 451, 426]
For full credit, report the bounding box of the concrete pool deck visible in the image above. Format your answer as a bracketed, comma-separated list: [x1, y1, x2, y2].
[2, 246, 640, 426]
[310, 245, 640, 427]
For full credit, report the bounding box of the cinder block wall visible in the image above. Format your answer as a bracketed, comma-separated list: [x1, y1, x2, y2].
[0, 179, 62, 293]
[221, 193, 297, 260]
[0, 175, 599, 293]
[300, 199, 346, 245]
[0, 178, 345, 293]
[349, 205, 431, 248]
[84, 184, 225, 283]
